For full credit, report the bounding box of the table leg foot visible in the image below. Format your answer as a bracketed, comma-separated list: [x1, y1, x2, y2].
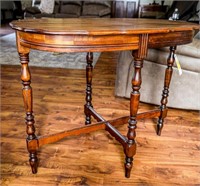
[124, 124, 137, 178]
[29, 152, 38, 174]
[85, 114, 91, 125]
[156, 119, 163, 136]
[125, 157, 133, 178]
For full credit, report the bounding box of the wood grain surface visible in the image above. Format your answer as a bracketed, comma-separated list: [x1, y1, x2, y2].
[10, 18, 200, 53]
[10, 18, 199, 35]
[1, 52, 200, 185]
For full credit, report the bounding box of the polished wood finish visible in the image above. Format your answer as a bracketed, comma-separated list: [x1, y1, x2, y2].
[9, 18, 199, 178]
[26, 107, 161, 149]
[124, 33, 149, 178]
[10, 18, 199, 53]
[19, 52, 38, 174]
[1, 54, 200, 185]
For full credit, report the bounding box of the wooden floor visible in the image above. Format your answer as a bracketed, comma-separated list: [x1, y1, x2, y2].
[1, 51, 200, 186]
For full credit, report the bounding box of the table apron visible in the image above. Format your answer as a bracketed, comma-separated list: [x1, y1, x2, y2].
[17, 31, 140, 52]
[17, 30, 194, 53]
[148, 30, 194, 48]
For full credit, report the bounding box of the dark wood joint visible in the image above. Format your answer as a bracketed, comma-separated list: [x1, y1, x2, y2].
[159, 108, 168, 119]
[26, 138, 39, 152]
[133, 33, 149, 60]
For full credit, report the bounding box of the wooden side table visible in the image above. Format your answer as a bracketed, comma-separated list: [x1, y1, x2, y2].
[10, 18, 199, 178]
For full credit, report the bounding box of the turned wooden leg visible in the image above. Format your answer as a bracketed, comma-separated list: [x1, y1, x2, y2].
[19, 53, 38, 174]
[124, 57, 143, 178]
[84, 52, 93, 125]
[157, 46, 176, 136]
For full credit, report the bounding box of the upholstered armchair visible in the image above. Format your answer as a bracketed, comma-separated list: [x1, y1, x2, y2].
[115, 31, 200, 110]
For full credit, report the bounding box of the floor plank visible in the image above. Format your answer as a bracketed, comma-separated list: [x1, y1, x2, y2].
[1, 52, 200, 186]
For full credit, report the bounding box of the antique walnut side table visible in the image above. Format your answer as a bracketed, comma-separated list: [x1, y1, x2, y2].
[10, 18, 199, 178]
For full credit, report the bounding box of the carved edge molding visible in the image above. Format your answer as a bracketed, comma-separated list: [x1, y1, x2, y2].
[134, 33, 149, 59]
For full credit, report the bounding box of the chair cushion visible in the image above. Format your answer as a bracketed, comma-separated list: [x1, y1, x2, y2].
[39, 0, 55, 14]
[54, 13, 79, 18]
[53, 1, 60, 14]
[145, 43, 200, 73]
[33, 13, 55, 18]
[159, 37, 200, 59]
[83, 1, 111, 7]
[60, 4, 81, 16]
[21, 0, 32, 10]
[82, 4, 111, 17]
[61, 1, 82, 6]
[115, 50, 200, 110]
[25, 6, 41, 14]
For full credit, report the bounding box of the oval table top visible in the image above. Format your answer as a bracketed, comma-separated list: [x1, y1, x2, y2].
[10, 18, 199, 36]
[10, 18, 200, 53]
